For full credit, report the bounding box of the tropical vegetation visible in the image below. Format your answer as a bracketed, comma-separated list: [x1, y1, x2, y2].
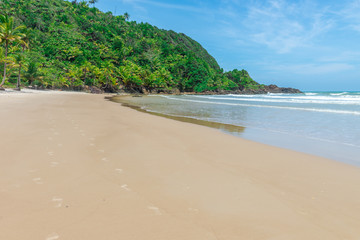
[0, 0, 264, 93]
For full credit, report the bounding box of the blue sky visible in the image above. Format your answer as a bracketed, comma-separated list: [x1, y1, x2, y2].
[95, 0, 360, 91]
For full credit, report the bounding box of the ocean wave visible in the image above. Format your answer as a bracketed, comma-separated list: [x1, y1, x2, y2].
[226, 92, 360, 98]
[162, 96, 360, 115]
[266, 93, 289, 96]
[223, 94, 339, 100]
[191, 95, 360, 105]
[330, 92, 349, 96]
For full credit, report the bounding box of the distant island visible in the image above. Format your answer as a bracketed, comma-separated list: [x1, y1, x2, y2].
[0, 0, 301, 94]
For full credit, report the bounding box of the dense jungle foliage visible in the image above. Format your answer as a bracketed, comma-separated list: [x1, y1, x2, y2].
[0, 0, 264, 93]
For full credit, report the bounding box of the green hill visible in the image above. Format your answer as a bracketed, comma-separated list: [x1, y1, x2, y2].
[0, 0, 265, 93]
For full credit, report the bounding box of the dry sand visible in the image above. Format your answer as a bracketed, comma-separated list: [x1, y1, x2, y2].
[1, 91, 360, 240]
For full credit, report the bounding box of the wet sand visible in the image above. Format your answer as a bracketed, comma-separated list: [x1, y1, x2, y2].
[112, 97, 246, 135]
[1, 91, 360, 240]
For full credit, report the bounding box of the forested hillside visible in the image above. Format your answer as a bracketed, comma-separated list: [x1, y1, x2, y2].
[0, 0, 270, 93]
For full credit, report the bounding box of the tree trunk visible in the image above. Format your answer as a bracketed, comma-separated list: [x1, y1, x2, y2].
[0, 42, 9, 87]
[83, 68, 87, 84]
[17, 63, 22, 89]
[0, 63, 6, 87]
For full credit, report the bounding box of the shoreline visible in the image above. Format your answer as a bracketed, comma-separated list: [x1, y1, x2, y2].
[0, 85, 303, 96]
[110, 96, 246, 135]
[111, 94, 360, 167]
[1, 91, 360, 239]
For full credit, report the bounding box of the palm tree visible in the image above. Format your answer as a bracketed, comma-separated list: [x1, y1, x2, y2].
[81, 61, 93, 85]
[14, 29, 30, 90]
[124, 12, 130, 21]
[0, 48, 11, 85]
[24, 61, 42, 86]
[100, 60, 117, 91]
[89, 0, 98, 8]
[19, 28, 30, 52]
[14, 52, 25, 90]
[0, 15, 26, 88]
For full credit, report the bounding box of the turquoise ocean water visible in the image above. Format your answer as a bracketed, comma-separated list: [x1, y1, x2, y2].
[121, 92, 360, 166]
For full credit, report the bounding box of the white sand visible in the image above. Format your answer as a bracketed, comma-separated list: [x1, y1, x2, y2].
[1, 91, 360, 240]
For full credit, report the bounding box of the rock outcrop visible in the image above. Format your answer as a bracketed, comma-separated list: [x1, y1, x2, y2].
[263, 84, 302, 94]
[89, 86, 103, 94]
[182, 85, 302, 95]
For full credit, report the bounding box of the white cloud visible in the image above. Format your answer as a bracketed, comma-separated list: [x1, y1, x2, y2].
[120, 0, 148, 16]
[317, 51, 360, 63]
[243, 0, 333, 53]
[271, 63, 354, 75]
[340, 0, 360, 32]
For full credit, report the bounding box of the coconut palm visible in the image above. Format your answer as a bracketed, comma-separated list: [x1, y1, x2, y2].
[0, 14, 26, 88]
[89, 0, 98, 8]
[0, 49, 16, 85]
[24, 61, 42, 86]
[81, 61, 93, 85]
[14, 29, 31, 90]
[13, 52, 25, 90]
[100, 60, 118, 91]
[18, 28, 31, 52]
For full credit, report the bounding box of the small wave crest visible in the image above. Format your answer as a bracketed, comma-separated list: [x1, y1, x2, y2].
[162, 96, 360, 115]
[191, 95, 360, 105]
[330, 92, 349, 96]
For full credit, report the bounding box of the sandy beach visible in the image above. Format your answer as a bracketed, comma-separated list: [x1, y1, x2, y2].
[1, 91, 360, 240]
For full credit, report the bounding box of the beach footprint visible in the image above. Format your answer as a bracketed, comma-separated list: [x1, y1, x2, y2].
[45, 233, 59, 240]
[50, 162, 59, 167]
[188, 207, 199, 213]
[121, 184, 131, 191]
[32, 177, 43, 184]
[52, 197, 63, 208]
[79, 129, 86, 136]
[148, 206, 162, 215]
